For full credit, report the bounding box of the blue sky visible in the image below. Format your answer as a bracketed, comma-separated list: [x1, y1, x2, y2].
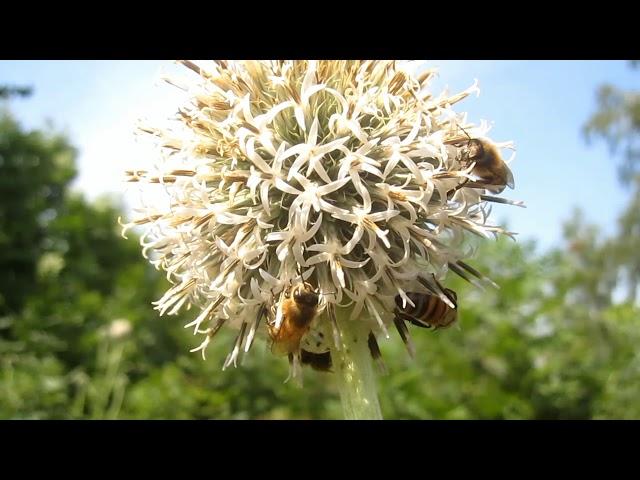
[0, 60, 637, 253]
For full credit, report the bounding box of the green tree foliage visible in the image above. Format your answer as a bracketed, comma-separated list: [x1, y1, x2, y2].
[0, 111, 76, 313]
[376, 228, 640, 420]
[0, 109, 176, 418]
[0, 86, 32, 100]
[583, 61, 640, 186]
[583, 61, 640, 302]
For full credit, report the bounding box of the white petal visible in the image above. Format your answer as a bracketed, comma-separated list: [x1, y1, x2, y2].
[240, 94, 253, 122]
[337, 155, 354, 180]
[315, 136, 350, 156]
[262, 100, 295, 125]
[260, 181, 272, 215]
[340, 257, 370, 268]
[184, 300, 216, 334]
[308, 155, 333, 184]
[275, 177, 301, 195]
[245, 137, 272, 173]
[360, 162, 384, 178]
[382, 154, 401, 180]
[302, 84, 325, 105]
[316, 177, 351, 195]
[300, 61, 318, 99]
[401, 115, 422, 145]
[276, 241, 290, 261]
[265, 231, 288, 242]
[300, 212, 323, 242]
[306, 243, 330, 253]
[217, 212, 252, 225]
[190, 336, 211, 360]
[324, 87, 348, 112]
[306, 252, 331, 265]
[307, 116, 319, 146]
[356, 138, 380, 155]
[334, 261, 346, 288]
[294, 106, 306, 132]
[258, 268, 281, 287]
[287, 149, 311, 181]
[368, 210, 400, 222]
[351, 173, 372, 212]
[293, 241, 307, 267]
[319, 200, 349, 216]
[280, 142, 307, 162]
[343, 225, 364, 253]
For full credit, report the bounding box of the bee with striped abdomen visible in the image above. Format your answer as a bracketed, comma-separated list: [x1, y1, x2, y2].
[394, 290, 458, 330]
[445, 126, 515, 195]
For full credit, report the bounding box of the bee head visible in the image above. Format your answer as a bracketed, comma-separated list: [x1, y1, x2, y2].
[293, 285, 320, 306]
[466, 138, 485, 160]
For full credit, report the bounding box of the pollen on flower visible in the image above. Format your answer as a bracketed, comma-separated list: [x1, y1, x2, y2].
[123, 60, 522, 380]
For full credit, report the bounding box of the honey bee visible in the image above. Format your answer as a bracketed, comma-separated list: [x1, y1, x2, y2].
[394, 290, 458, 330]
[464, 137, 515, 194]
[267, 281, 321, 356]
[300, 350, 332, 372]
[445, 127, 515, 195]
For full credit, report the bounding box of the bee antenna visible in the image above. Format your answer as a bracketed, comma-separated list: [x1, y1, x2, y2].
[458, 124, 472, 141]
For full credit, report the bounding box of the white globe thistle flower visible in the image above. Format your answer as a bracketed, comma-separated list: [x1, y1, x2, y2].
[107, 319, 132, 340]
[122, 61, 523, 394]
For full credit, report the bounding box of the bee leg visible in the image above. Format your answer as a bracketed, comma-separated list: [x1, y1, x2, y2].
[397, 310, 432, 329]
[285, 352, 303, 387]
[461, 180, 492, 190]
[447, 177, 470, 199]
[367, 331, 388, 375]
[284, 353, 294, 383]
[284, 278, 293, 298]
[479, 194, 525, 208]
[393, 314, 416, 358]
[465, 179, 506, 194]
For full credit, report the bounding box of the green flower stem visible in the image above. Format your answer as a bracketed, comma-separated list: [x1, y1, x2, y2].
[332, 309, 383, 420]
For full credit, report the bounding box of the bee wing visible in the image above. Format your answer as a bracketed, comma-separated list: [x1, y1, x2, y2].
[485, 184, 507, 194]
[433, 304, 458, 330]
[505, 164, 515, 189]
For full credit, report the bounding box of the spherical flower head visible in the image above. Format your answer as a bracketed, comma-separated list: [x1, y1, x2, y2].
[122, 60, 522, 379]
